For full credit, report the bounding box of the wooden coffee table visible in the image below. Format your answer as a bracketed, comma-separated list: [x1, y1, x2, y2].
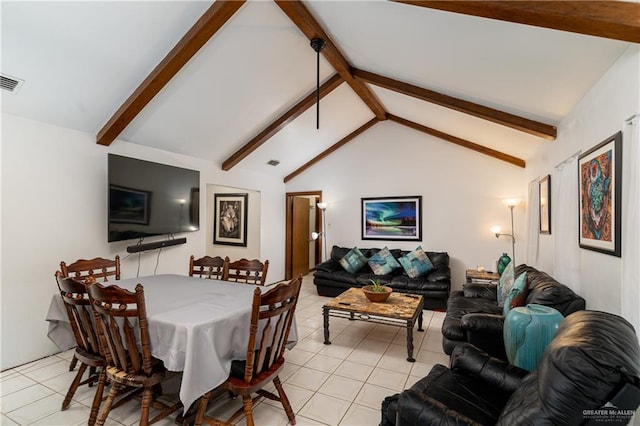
[322, 287, 424, 362]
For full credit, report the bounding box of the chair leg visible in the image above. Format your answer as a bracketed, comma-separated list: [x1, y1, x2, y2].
[88, 369, 106, 426]
[62, 363, 87, 410]
[96, 382, 121, 426]
[242, 395, 254, 426]
[140, 387, 154, 426]
[69, 354, 78, 371]
[194, 391, 212, 426]
[273, 376, 296, 425]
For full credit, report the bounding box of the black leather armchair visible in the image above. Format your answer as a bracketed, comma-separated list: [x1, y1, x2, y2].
[382, 310, 640, 425]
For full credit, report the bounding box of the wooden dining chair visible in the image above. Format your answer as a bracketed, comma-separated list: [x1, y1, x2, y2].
[189, 255, 227, 280]
[87, 282, 182, 426]
[60, 255, 120, 372]
[55, 272, 106, 426]
[194, 275, 303, 426]
[223, 258, 269, 285]
[61, 255, 121, 282]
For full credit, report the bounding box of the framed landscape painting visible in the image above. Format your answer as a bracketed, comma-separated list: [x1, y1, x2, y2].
[361, 196, 422, 241]
[578, 131, 622, 257]
[214, 193, 248, 246]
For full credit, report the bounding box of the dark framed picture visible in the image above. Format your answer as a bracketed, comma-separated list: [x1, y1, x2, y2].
[578, 131, 622, 257]
[214, 193, 248, 247]
[109, 185, 151, 225]
[361, 196, 422, 241]
[539, 175, 551, 234]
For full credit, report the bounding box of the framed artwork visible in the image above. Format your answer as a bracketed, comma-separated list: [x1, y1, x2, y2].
[578, 131, 622, 257]
[214, 193, 248, 246]
[539, 175, 551, 234]
[109, 185, 151, 225]
[361, 196, 422, 241]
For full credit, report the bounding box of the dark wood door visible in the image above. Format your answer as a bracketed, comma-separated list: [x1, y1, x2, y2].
[292, 197, 310, 278]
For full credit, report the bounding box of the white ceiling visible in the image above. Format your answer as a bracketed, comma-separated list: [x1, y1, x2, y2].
[1, 1, 631, 179]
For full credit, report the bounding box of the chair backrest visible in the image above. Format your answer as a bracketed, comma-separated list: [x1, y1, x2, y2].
[55, 272, 101, 357]
[87, 282, 153, 376]
[224, 258, 269, 285]
[242, 275, 302, 383]
[189, 255, 227, 279]
[61, 256, 121, 282]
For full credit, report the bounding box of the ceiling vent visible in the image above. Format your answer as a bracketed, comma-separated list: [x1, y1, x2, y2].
[1, 74, 25, 94]
[267, 160, 280, 166]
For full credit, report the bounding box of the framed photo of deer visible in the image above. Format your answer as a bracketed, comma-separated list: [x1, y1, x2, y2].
[214, 193, 248, 247]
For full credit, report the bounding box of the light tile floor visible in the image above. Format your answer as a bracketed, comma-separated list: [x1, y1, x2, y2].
[0, 274, 448, 425]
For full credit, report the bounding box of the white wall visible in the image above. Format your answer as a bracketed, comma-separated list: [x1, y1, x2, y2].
[525, 45, 640, 317]
[286, 120, 528, 288]
[0, 114, 286, 369]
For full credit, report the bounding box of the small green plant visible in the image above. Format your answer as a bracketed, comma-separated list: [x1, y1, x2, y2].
[368, 279, 386, 292]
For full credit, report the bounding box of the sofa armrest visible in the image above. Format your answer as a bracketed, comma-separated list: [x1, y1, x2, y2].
[396, 389, 478, 426]
[463, 283, 497, 299]
[450, 343, 528, 393]
[460, 313, 507, 359]
[460, 313, 504, 333]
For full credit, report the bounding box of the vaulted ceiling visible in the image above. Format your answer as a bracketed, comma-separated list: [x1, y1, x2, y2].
[2, 1, 637, 181]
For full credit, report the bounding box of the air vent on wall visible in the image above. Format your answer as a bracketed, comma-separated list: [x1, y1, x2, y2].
[267, 160, 280, 166]
[1, 74, 25, 94]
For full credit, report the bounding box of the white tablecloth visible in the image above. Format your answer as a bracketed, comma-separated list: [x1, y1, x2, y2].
[46, 274, 296, 410]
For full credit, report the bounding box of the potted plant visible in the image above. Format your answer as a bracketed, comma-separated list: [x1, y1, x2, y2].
[362, 278, 393, 302]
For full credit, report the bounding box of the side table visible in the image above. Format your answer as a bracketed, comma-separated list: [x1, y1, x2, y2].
[465, 269, 500, 284]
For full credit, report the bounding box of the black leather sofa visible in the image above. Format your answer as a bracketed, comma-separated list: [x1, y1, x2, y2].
[313, 245, 450, 310]
[442, 264, 585, 359]
[381, 310, 640, 425]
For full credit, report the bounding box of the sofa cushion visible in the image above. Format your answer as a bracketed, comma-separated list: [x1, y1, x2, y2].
[497, 261, 515, 307]
[368, 247, 401, 275]
[338, 247, 368, 273]
[503, 272, 528, 316]
[398, 246, 434, 278]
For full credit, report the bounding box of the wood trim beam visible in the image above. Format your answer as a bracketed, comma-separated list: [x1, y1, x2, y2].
[284, 118, 380, 182]
[388, 114, 526, 168]
[274, 0, 387, 120]
[96, 1, 246, 146]
[392, 1, 640, 44]
[222, 73, 343, 171]
[353, 68, 557, 140]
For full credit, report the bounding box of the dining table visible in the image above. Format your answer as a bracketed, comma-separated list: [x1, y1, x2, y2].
[46, 274, 297, 413]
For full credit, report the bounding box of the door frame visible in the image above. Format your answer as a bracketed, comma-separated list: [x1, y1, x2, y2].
[285, 190, 323, 280]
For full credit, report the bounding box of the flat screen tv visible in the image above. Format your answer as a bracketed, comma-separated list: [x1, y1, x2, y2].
[108, 154, 200, 242]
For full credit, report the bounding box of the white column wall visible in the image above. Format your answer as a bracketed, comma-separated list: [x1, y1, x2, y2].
[286, 120, 528, 289]
[525, 45, 640, 315]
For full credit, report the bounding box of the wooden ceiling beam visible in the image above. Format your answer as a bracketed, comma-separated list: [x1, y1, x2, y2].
[353, 68, 556, 140]
[222, 73, 344, 171]
[388, 114, 526, 168]
[274, 0, 387, 120]
[392, 1, 640, 43]
[284, 118, 380, 182]
[96, 1, 246, 146]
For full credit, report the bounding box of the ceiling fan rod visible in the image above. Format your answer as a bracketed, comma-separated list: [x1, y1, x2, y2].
[310, 37, 326, 130]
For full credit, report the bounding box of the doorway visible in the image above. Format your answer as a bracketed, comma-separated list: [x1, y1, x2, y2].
[285, 191, 323, 280]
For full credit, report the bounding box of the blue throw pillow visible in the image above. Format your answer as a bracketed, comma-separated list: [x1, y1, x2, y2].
[503, 271, 528, 316]
[497, 261, 515, 307]
[367, 247, 401, 275]
[398, 246, 434, 278]
[339, 247, 368, 273]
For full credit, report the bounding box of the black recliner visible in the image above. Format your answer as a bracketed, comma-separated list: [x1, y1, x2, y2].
[381, 310, 640, 425]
